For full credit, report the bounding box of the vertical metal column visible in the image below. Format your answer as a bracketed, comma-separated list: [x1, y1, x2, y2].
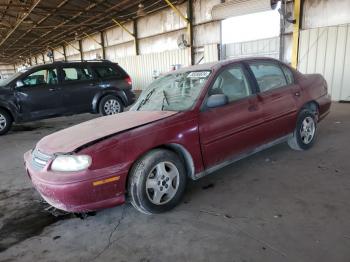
[291, 0, 301, 68]
[101, 31, 106, 59]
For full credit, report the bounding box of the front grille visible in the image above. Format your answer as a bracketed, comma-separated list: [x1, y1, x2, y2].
[31, 148, 53, 170]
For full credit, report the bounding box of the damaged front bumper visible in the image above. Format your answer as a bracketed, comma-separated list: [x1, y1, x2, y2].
[24, 151, 126, 213]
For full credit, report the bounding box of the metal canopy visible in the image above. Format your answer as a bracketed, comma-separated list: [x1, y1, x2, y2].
[0, 0, 178, 63]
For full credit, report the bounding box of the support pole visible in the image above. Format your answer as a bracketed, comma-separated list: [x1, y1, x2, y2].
[133, 19, 139, 56]
[291, 0, 301, 68]
[62, 44, 67, 61]
[164, 0, 194, 65]
[187, 0, 194, 65]
[78, 40, 83, 61]
[100, 31, 106, 59]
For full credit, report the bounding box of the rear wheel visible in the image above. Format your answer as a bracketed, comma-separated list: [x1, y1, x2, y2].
[99, 95, 124, 116]
[128, 149, 187, 215]
[288, 109, 317, 151]
[0, 109, 12, 136]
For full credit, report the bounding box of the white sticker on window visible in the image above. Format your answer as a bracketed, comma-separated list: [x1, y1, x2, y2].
[187, 71, 210, 78]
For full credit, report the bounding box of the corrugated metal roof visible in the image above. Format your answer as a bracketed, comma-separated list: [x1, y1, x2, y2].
[0, 0, 183, 63]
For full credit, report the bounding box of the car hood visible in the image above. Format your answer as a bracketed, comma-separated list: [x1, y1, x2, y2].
[36, 111, 178, 155]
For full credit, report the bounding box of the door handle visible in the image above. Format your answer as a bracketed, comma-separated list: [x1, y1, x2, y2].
[248, 104, 258, 112]
[294, 91, 301, 97]
[49, 88, 56, 91]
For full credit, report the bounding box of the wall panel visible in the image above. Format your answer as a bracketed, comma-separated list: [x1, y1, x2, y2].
[298, 24, 350, 101]
[53, 46, 65, 61]
[104, 22, 134, 47]
[303, 0, 350, 29]
[65, 41, 80, 57]
[83, 49, 103, 60]
[117, 48, 191, 90]
[105, 42, 135, 61]
[203, 44, 219, 63]
[0, 63, 15, 79]
[137, 3, 187, 39]
[223, 36, 280, 59]
[82, 33, 102, 52]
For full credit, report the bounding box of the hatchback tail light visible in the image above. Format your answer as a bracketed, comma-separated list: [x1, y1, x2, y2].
[125, 76, 132, 86]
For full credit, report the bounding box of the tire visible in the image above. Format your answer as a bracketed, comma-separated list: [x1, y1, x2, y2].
[99, 95, 124, 116]
[0, 109, 12, 136]
[288, 109, 317, 151]
[128, 149, 187, 215]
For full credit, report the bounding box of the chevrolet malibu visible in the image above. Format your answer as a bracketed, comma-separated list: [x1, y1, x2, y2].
[24, 58, 331, 214]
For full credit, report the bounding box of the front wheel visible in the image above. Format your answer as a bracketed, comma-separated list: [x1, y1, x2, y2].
[99, 95, 124, 116]
[288, 109, 317, 151]
[128, 149, 187, 215]
[0, 109, 12, 136]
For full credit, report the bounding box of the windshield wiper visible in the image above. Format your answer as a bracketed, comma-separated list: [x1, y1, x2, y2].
[161, 90, 169, 110]
[136, 89, 155, 110]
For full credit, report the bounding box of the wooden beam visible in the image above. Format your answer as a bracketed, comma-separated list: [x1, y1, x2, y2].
[10, 0, 132, 59]
[0, 0, 42, 48]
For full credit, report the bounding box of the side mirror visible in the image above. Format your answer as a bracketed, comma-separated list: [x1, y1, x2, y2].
[206, 94, 228, 108]
[16, 80, 24, 88]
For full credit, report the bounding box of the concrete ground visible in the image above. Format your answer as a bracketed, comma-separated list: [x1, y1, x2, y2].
[0, 103, 349, 262]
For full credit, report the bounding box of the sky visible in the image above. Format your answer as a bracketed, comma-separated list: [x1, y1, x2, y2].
[221, 8, 281, 44]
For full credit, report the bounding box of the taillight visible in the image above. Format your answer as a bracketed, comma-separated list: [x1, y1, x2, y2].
[125, 76, 132, 86]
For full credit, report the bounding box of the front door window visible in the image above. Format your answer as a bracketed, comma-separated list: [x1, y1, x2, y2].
[210, 66, 252, 103]
[22, 69, 58, 86]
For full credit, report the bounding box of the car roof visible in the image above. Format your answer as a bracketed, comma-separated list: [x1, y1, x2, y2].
[170, 57, 284, 74]
[24, 60, 114, 70]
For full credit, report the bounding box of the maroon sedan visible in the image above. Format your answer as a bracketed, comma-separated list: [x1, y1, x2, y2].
[24, 58, 331, 214]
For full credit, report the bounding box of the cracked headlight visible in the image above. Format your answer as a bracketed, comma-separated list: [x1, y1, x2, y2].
[51, 155, 92, 172]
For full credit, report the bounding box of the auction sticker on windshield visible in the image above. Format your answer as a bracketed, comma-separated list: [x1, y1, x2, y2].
[187, 71, 211, 78]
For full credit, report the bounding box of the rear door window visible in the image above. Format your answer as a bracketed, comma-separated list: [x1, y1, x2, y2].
[62, 67, 93, 82]
[248, 62, 287, 92]
[22, 68, 58, 86]
[94, 66, 121, 79]
[281, 65, 294, 85]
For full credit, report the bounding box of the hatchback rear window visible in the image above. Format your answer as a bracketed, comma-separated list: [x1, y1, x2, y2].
[94, 66, 121, 79]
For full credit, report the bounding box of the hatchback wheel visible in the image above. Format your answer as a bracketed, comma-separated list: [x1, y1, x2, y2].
[128, 149, 186, 214]
[288, 109, 317, 151]
[0, 109, 12, 136]
[99, 95, 123, 116]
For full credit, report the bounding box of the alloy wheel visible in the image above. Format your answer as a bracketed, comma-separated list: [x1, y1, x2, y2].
[300, 116, 315, 144]
[0, 114, 7, 131]
[145, 161, 180, 205]
[103, 99, 121, 115]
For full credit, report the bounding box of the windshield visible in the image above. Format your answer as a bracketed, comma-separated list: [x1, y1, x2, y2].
[131, 70, 211, 112]
[0, 71, 25, 87]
